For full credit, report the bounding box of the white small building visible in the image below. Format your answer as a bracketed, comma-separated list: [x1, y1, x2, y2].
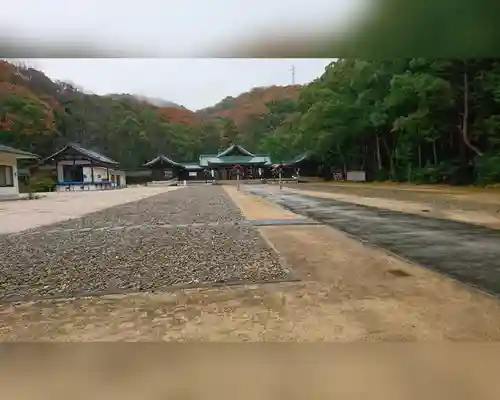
[0, 144, 38, 200]
[43, 143, 127, 192]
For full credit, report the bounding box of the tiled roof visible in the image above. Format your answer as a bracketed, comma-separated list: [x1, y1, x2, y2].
[44, 143, 118, 165]
[198, 155, 218, 167]
[274, 153, 309, 167]
[216, 144, 255, 158]
[181, 163, 203, 171]
[284, 152, 308, 165]
[143, 156, 205, 170]
[142, 155, 183, 167]
[207, 156, 271, 165]
[0, 144, 38, 159]
[199, 146, 272, 167]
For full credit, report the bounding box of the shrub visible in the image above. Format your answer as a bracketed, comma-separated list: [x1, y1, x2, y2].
[28, 176, 56, 193]
[474, 153, 500, 186]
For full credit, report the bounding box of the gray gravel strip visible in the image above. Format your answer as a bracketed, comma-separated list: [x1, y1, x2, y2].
[36, 186, 244, 231]
[0, 186, 289, 302]
[0, 224, 288, 302]
[11, 221, 252, 237]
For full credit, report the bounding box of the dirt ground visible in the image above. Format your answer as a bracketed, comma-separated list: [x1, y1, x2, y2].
[3, 184, 500, 398]
[291, 181, 500, 209]
[2, 185, 500, 342]
[3, 346, 500, 399]
[285, 182, 500, 229]
[0, 186, 181, 234]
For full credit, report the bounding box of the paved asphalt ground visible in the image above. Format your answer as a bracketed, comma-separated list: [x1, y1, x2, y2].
[246, 186, 500, 297]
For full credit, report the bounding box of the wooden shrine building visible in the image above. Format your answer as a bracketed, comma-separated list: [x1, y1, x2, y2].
[142, 144, 317, 182]
[272, 152, 320, 179]
[43, 143, 127, 191]
[142, 155, 204, 181]
[199, 144, 273, 180]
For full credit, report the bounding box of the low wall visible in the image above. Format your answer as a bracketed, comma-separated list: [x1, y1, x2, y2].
[147, 179, 179, 187]
[55, 182, 123, 192]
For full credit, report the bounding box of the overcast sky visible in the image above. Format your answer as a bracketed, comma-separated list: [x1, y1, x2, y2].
[18, 59, 335, 110]
[2, 0, 368, 56]
[2, 0, 366, 109]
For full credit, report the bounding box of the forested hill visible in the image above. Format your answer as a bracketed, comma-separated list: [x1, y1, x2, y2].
[104, 94, 184, 109]
[0, 60, 219, 168]
[197, 85, 301, 127]
[262, 59, 500, 185]
[0, 60, 301, 168]
[1, 59, 500, 185]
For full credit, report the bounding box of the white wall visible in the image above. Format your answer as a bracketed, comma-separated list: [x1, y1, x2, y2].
[55, 162, 126, 190]
[109, 169, 126, 187]
[120, 172, 127, 187]
[56, 162, 112, 184]
[0, 152, 19, 197]
[91, 167, 109, 183]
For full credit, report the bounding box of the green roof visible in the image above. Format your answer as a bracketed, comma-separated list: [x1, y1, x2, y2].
[206, 156, 271, 166]
[139, 145, 309, 170]
[199, 155, 218, 167]
[199, 156, 272, 167]
[199, 144, 271, 167]
[181, 163, 203, 171]
[216, 144, 255, 157]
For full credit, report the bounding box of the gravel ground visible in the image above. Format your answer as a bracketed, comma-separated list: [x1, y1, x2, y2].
[41, 186, 245, 231]
[0, 186, 287, 302]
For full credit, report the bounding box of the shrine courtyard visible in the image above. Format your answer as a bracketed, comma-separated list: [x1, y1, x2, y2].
[1, 184, 500, 341]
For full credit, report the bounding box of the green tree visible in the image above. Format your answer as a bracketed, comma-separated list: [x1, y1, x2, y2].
[218, 118, 239, 150]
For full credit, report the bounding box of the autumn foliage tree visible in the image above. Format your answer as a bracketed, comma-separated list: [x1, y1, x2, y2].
[199, 85, 301, 128]
[0, 61, 220, 167]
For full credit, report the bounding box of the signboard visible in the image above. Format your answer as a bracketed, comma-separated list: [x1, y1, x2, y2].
[189, 172, 197, 177]
[346, 171, 366, 182]
[164, 170, 173, 179]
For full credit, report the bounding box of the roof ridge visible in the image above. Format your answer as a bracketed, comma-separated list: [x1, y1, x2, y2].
[0, 144, 38, 158]
[216, 144, 255, 157]
[143, 154, 183, 167]
[44, 143, 118, 165]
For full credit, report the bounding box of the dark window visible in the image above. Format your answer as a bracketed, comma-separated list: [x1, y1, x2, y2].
[0, 165, 14, 187]
[62, 165, 83, 182]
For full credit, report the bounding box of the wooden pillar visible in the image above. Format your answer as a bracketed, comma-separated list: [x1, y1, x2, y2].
[57, 162, 63, 182]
